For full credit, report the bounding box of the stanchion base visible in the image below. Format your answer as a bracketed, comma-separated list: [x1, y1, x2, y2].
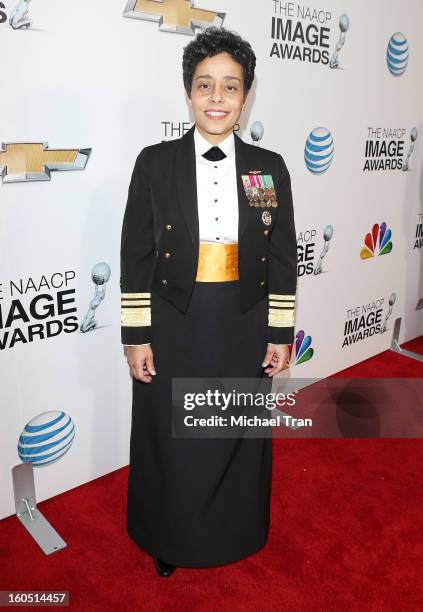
[12, 463, 67, 555]
[390, 317, 423, 363]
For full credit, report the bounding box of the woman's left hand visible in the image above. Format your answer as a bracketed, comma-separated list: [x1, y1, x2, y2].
[262, 343, 291, 376]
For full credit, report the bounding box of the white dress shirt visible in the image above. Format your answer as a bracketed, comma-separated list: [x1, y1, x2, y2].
[194, 125, 238, 243]
[125, 126, 281, 347]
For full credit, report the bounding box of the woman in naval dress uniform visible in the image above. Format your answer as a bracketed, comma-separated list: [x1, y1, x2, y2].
[120, 27, 297, 577]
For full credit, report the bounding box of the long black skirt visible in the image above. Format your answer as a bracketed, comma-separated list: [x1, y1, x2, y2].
[126, 280, 273, 567]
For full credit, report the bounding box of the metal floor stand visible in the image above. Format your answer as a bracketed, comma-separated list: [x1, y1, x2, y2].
[12, 462, 67, 555]
[390, 317, 423, 363]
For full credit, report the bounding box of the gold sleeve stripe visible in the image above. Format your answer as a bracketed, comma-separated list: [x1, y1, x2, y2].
[121, 299, 151, 306]
[122, 321, 151, 327]
[268, 310, 295, 327]
[268, 294, 295, 301]
[121, 290, 151, 326]
[269, 301, 295, 308]
[121, 308, 151, 315]
[121, 308, 151, 327]
[269, 308, 294, 313]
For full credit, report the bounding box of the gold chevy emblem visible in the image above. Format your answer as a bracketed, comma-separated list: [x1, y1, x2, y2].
[123, 0, 225, 35]
[0, 142, 91, 183]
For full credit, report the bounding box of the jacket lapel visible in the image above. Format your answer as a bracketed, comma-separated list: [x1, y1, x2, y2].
[234, 130, 258, 243]
[174, 125, 199, 249]
[174, 124, 256, 250]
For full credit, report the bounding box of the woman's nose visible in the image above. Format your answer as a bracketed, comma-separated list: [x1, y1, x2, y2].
[209, 88, 224, 102]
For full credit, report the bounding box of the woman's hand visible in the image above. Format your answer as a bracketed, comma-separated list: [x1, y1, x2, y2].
[262, 343, 291, 376]
[125, 345, 156, 383]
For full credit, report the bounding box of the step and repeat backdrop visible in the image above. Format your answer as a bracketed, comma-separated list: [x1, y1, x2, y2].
[0, 0, 422, 519]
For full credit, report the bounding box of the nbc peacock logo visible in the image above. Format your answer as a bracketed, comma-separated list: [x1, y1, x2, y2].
[294, 330, 314, 365]
[386, 32, 408, 77]
[304, 127, 334, 174]
[360, 222, 393, 259]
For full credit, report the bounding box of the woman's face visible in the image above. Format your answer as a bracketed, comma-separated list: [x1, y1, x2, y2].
[188, 52, 247, 144]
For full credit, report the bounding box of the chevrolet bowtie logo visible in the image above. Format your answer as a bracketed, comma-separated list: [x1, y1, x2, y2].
[123, 0, 225, 35]
[0, 142, 91, 183]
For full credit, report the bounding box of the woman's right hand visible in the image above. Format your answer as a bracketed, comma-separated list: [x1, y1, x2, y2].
[126, 345, 156, 383]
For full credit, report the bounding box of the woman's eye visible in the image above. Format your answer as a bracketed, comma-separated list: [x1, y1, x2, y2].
[197, 83, 237, 91]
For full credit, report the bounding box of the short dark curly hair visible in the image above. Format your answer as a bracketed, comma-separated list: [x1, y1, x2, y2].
[182, 26, 256, 98]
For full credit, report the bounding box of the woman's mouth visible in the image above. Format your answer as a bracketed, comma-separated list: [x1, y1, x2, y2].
[205, 110, 230, 120]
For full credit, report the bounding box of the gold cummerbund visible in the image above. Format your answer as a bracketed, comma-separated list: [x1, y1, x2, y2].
[196, 241, 239, 282]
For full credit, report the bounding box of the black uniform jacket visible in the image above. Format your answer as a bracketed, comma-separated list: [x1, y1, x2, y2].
[120, 124, 297, 345]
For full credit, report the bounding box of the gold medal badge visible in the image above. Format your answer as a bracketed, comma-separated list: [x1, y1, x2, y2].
[262, 210, 272, 225]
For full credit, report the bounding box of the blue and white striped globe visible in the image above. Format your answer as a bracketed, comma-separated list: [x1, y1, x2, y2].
[387, 32, 408, 76]
[18, 411, 75, 467]
[304, 127, 334, 174]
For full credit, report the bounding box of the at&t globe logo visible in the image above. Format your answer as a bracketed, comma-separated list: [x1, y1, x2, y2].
[304, 127, 334, 174]
[18, 410, 75, 467]
[386, 32, 408, 76]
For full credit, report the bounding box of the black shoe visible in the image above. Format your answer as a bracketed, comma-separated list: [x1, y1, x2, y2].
[153, 556, 177, 577]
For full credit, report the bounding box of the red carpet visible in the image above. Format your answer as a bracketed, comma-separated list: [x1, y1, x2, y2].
[1, 337, 422, 611]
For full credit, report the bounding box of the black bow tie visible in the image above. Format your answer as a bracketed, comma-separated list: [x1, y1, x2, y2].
[202, 146, 227, 162]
